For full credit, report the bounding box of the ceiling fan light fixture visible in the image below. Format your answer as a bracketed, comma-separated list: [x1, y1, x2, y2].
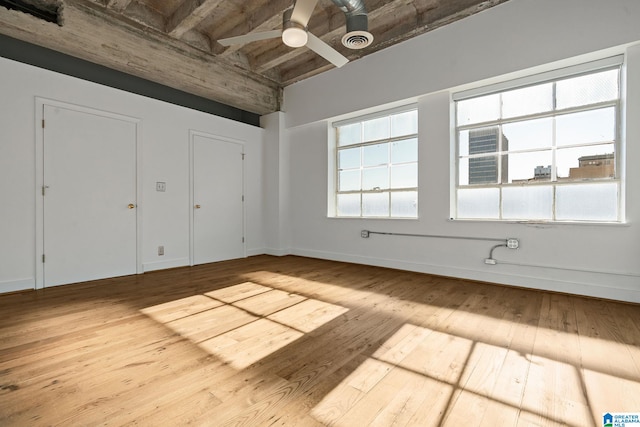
[282, 25, 308, 48]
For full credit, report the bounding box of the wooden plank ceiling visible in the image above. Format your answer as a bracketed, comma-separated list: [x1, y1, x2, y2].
[0, 0, 509, 115]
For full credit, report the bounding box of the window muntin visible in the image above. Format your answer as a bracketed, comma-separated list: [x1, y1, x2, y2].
[454, 65, 621, 222]
[334, 108, 418, 218]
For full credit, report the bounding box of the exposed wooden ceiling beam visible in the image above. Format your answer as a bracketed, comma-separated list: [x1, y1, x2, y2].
[121, 1, 165, 32]
[252, 0, 394, 74]
[0, 0, 280, 114]
[167, 0, 225, 39]
[212, 0, 294, 58]
[259, 0, 510, 78]
[217, 12, 284, 57]
[0, 0, 510, 115]
[106, 0, 133, 12]
[375, 0, 511, 51]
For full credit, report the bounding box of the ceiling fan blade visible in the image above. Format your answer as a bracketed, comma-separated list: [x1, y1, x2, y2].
[306, 32, 349, 68]
[291, 0, 319, 27]
[218, 30, 282, 47]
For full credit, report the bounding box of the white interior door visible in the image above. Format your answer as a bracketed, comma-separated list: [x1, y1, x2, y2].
[192, 134, 244, 265]
[43, 104, 137, 287]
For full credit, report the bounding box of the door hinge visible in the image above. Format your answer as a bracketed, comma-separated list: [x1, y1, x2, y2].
[42, 186, 46, 196]
[42, 254, 45, 263]
[242, 195, 244, 202]
[242, 237, 245, 243]
[42, 119, 45, 128]
[241, 153, 245, 160]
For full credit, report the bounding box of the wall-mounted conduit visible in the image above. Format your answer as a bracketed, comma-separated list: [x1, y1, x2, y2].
[360, 230, 519, 264]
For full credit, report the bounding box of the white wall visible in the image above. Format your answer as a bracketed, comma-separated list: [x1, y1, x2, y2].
[0, 56, 264, 293]
[278, 0, 640, 302]
[260, 112, 292, 255]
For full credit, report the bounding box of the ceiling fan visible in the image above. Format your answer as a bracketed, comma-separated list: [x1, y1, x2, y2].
[217, 0, 350, 68]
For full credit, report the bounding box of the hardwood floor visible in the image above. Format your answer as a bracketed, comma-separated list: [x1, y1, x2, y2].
[1, 255, 639, 426]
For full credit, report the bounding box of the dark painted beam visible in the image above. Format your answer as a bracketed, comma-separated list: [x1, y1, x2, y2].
[0, 33, 260, 127]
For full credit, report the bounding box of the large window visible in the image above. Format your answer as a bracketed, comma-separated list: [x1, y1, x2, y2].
[454, 58, 622, 222]
[332, 107, 418, 218]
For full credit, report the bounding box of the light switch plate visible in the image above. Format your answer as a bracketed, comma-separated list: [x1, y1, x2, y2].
[156, 181, 166, 192]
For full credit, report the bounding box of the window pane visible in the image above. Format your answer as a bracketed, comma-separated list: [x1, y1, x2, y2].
[391, 191, 417, 217]
[337, 193, 360, 216]
[461, 127, 503, 185]
[390, 163, 417, 188]
[507, 151, 553, 183]
[468, 155, 499, 185]
[556, 69, 619, 110]
[459, 158, 470, 186]
[458, 130, 469, 157]
[556, 144, 615, 180]
[502, 117, 553, 151]
[556, 183, 618, 221]
[454, 66, 621, 223]
[334, 107, 418, 219]
[362, 166, 389, 190]
[468, 127, 502, 154]
[457, 94, 500, 126]
[363, 143, 389, 166]
[457, 188, 500, 219]
[502, 82, 553, 118]
[363, 116, 390, 142]
[363, 192, 389, 216]
[391, 138, 417, 164]
[338, 170, 360, 191]
[338, 147, 360, 169]
[502, 186, 553, 220]
[391, 110, 418, 137]
[556, 107, 616, 147]
[337, 123, 361, 147]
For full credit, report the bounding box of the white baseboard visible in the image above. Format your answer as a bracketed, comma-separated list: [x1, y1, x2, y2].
[291, 248, 640, 304]
[246, 248, 291, 257]
[262, 248, 291, 257]
[246, 248, 266, 257]
[0, 278, 35, 294]
[143, 257, 190, 272]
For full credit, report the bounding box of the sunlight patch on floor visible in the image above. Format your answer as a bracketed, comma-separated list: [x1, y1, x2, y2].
[199, 318, 304, 369]
[312, 324, 465, 426]
[580, 367, 640, 421]
[140, 282, 348, 370]
[312, 323, 597, 427]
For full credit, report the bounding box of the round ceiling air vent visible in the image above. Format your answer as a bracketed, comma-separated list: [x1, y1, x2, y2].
[341, 31, 374, 49]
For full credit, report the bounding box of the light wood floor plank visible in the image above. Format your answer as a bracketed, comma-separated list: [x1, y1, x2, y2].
[0, 255, 638, 426]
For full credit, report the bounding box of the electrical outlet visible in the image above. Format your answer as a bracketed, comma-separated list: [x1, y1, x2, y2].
[507, 238, 519, 249]
[361, 230, 370, 238]
[156, 182, 166, 192]
[158, 245, 164, 256]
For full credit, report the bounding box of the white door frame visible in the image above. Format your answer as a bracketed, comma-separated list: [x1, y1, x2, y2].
[189, 130, 246, 266]
[35, 98, 143, 289]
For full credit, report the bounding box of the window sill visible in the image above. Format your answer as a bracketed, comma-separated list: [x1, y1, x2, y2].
[328, 216, 419, 221]
[448, 218, 630, 227]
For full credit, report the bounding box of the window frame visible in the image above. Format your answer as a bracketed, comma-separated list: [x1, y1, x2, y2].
[330, 105, 419, 219]
[452, 56, 624, 223]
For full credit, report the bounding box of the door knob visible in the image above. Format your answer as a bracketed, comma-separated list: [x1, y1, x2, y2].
[128, 203, 136, 209]
[194, 204, 201, 209]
